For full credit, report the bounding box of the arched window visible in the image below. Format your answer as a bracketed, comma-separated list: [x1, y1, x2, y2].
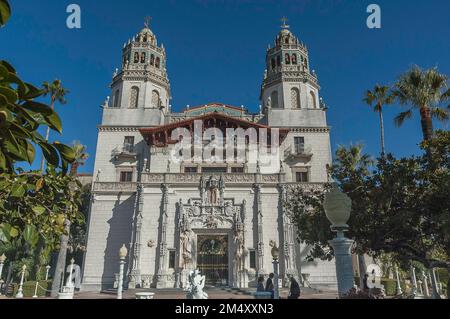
[271, 58, 276, 70]
[309, 91, 317, 109]
[276, 56, 281, 67]
[271, 91, 279, 108]
[285, 53, 291, 65]
[134, 52, 139, 63]
[150, 54, 155, 66]
[113, 90, 120, 108]
[155, 57, 161, 69]
[151, 90, 160, 108]
[292, 54, 297, 65]
[129, 86, 139, 108]
[140, 52, 146, 63]
[291, 88, 300, 109]
[143, 35, 148, 42]
[285, 37, 289, 44]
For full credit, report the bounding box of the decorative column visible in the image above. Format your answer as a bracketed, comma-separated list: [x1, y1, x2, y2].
[16, 265, 26, 299]
[157, 183, 169, 288]
[117, 245, 128, 299]
[278, 184, 298, 286]
[270, 241, 280, 300]
[324, 185, 355, 298]
[430, 268, 441, 299]
[253, 184, 265, 276]
[45, 265, 51, 281]
[129, 183, 144, 288]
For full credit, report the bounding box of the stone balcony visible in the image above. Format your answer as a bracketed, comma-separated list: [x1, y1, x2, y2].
[284, 145, 313, 161]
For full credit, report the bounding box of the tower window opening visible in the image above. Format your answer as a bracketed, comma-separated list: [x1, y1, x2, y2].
[285, 53, 291, 65]
[134, 52, 139, 63]
[276, 56, 281, 67]
[291, 87, 300, 109]
[141, 52, 146, 63]
[285, 37, 289, 44]
[292, 54, 298, 65]
[150, 54, 155, 66]
[271, 58, 276, 70]
[113, 90, 120, 108]
[151, 90, 160, 108]
[309, 91, 317, 109]
[271, 91, 279, 108]
[155, 57, 161, 69]
[129, 86, 139, 109]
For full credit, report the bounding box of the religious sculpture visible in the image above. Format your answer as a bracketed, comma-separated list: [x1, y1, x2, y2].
[185, 270, 209, 299]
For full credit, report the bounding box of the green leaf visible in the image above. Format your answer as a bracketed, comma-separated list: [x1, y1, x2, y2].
[0, 86, 18, 103]
[10, 183, 25, 197]
[26, 141, 35, 164]
[0, 227, 8, 243]
[23, 224, 39, 247]
[40, 142, 60, 166]
[0, 60, 15, 73]
[0, 0, 11, 27]
[32, 206, 46, 215]
[23, 83, 43, 99]
[0, 64, 8, 81]
[21, 101, 53, 115]
[0, 149, 6, 170]
[45, 111, 62, 134]
[54, 142, 75, 162]
[3, 140, 28, 162]
[9, 227, 19, 238]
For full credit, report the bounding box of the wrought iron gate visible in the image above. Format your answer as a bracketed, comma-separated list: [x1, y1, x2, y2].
[197, 235, 229, 286]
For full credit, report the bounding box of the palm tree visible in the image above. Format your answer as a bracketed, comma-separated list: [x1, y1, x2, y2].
[363, 85, 394, 155]
[70, 141, 89, 176]
[40, 80, 69, 172]
[393, 66, 449, 141]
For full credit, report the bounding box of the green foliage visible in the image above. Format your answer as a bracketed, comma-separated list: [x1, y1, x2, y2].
[0, 60, 75, 173]
[0, 0, 11, 27]
[381, 278, 398, 296]
[284, 131, 450, 272]
[11, 280, 52, 298]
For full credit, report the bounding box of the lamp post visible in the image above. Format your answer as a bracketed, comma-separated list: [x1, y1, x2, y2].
[323, 184, 354, 298]
[16, 265, 27, 299]
[270, 241, 280, 300]
[118, 244, 128, 300]
[0, 254, 6, 296]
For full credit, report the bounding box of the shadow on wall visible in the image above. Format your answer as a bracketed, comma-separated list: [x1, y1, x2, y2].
[101, 194, 136, 290]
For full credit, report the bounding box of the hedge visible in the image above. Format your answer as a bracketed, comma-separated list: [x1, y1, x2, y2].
[10, 280, 52, 298]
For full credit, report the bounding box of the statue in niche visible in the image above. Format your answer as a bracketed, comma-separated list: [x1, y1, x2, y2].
[180, 228, 192, 266]
[224, 202, 234, 217]
[266, 96, 271, 109]
[192, 202, 201, 217]
[207, 177, 219, 205]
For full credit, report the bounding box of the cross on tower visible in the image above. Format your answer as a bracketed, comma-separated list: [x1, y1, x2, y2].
[280, 17, 290, 29]
[144, 16, 152, 29]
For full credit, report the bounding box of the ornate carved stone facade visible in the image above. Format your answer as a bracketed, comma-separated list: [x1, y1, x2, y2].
[82, 22, 337, 292]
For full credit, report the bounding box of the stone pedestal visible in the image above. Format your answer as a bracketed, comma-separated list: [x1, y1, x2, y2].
[328, 233, 354, 297]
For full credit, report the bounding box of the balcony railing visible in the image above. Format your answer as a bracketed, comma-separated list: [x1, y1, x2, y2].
[93, 182, 137, 193]
[112, 144, 137, 160]
[284, 145, 313, 160]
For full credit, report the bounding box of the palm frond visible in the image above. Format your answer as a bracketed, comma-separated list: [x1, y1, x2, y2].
[430, 107, 449, 122]
[394, 110, 413, 127]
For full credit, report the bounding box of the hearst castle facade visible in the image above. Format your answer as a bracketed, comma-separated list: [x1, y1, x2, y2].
[82, 22, 337, 291]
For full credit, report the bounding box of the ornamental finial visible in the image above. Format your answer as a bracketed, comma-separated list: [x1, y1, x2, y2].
[144, 16, 152, 29]
[281, 17, 290, 29]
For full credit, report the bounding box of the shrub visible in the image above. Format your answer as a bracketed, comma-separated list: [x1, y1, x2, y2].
[380, 278, 406, 296]
[10, 280, 52, 298]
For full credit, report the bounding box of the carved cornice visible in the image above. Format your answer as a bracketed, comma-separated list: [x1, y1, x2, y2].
[289, 127, 331, 133]
[98, 126, 142, 132]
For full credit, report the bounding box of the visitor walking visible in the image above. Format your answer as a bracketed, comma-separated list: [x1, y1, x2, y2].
[288, 277, 301, 299]
[265, 273, 275, 299]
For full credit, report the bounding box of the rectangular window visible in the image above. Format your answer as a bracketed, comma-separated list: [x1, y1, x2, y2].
[124, 136, 135, 153]
[202, 167, 227, 173]
[231, 167, 244, 173]
[294, 137, 305, 154]
[184, 167, 198, 173]
[120, 171, 133, 182]
[296, 171, 309, 183]
[168, 250, 176, 269]
[249, 250, 256, 269]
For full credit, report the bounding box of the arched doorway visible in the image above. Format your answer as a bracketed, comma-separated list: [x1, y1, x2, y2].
[197, 235, 229, 286]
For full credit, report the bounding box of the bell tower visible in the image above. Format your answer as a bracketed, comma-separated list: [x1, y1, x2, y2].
[103, 20, 171, 126]
[260, 19, 326, 127]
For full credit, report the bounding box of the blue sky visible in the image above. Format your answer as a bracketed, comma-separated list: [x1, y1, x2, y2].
[1, 0, 449, 174]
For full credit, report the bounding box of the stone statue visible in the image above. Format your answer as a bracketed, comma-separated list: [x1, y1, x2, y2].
[185, 270, 209, 299]
[180, 229, 192, 266]
[266, 96, 271, 108]
[65, 264, 81, 289]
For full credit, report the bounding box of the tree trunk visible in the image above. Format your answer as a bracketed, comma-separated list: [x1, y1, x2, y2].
[40, 98, 55, 173]
[379, 110, 385, 156]
[420, 107, 434, 141]
[50, 220, 71, 297]
[70, 162, 79, 177]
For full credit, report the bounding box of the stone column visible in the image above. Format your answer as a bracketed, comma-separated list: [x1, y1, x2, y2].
[156, 184, 169, 288]
[253, 184, 265, 275]
[328, 232, 354, 297]
[411, 266, 418, 296]
[422, 271, 430, 297]
[430, 269, 441, 299]
[128, 183, 143, 288]
[278, 184, 298, 286]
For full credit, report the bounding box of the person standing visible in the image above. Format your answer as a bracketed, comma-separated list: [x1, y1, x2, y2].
[288, 277, 301, 299]
[265, 273, 275, 299]
[257, 276, 265, 292]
